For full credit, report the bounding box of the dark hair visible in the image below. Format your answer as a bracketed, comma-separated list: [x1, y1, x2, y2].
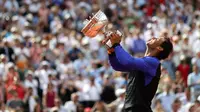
[173, 98, 181, 104]
[157, 38, 173, 60]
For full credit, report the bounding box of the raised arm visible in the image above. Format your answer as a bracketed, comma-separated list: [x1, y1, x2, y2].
[108, 53, 130, 72]
[113, 44, 159, 73]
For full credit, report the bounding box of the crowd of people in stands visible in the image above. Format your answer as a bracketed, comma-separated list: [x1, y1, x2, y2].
[0, 0, 200, 112]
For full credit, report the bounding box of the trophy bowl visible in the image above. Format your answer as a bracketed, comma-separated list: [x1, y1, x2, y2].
[81, 10, 108, 38]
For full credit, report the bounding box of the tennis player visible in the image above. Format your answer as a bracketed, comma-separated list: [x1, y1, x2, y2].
[103, 31, 173, 112]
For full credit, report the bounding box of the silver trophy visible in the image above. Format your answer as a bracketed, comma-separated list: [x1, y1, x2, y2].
[81, 10, 108, 37]
[81, 10, 122, 47]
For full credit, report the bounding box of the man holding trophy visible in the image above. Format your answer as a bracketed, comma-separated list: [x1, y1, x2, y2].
[82, 10, 173, 112]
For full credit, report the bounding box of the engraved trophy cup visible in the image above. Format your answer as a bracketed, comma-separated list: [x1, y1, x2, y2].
[81, 10, 121, 48]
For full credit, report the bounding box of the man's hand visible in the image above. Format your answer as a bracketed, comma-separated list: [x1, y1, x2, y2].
[102, 31, 112, 45]
[110, 30, 122, 45]
[102, 30, 122, 46]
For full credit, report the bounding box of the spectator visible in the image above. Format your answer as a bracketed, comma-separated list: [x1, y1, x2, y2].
[5, 62, 19, 86]
[88, 61, 101, 77]
[73, 53, 89, 75]
[64, 93, 80, 112]
[100, 76, 116, 104]
[29, 40, 43, 69]
[177, 56, 190, 86]
[68, 44, 81, 61]
[174, 70, 184, 87]
[14, 40, 30, 71]
[58, 84, 68, 105]
[6, 77, 25, 101]
[108, 88, 125, 112]
[48, 74, 59, 92]
[114, 72, 127, 89]
[41, 39, 57, 65]
[4, 0, 19, 14]
[57, 54, 74, 75]
[152, 99, 165, 112]
[65, 82, 78, 102]
[6, 90, 24, 111]
[23, 87, 37, 112]
[171, 35, 182, 67]
[98, 61, 113, 76]
[0, 39, 15, 62]
[24, 70, 38, 96]
[33, 97, 42, 112]
[91, 100, 109, 112]
[38, 1, 49, 27]
[187, 64, 200, 101]
[157, 84, 176, 112]
[179, 88, 192, 106]
[43, 83, 57, 109]
[83, 76, 102, 107]
[171, 98, 182, 112]
[192, 50, 200, 72]
[180, 35, 192, 58]
[35, 61, 56, 90]
[50, 98, 67, 112]
[131, 29, 146, 57]
[192, 37, 200, 55]
[162, 55, 176, 80]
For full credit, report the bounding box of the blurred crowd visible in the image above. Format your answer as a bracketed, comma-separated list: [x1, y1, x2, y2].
[0, 0, 200, 112]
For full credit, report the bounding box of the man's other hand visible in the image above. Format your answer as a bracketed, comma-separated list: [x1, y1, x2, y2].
[102, 30, 122, 46]
[110, 30, 122, 45]
[102, 31, 112, 45]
